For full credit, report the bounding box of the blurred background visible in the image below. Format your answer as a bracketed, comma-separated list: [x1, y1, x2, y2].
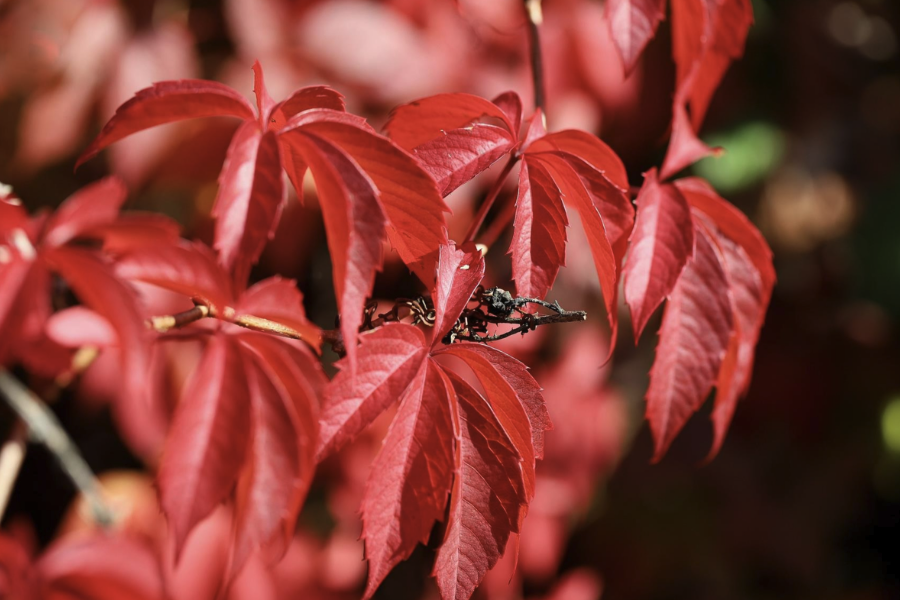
[1, 0, 899, 598]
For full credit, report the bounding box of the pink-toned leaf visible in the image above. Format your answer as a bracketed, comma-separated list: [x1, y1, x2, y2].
[0, 259, 38, 366]
[432, 243, 485, 345]
[234, 277, 322, 350]
[41, 177, 128, 248]
[317, 324, 428, 460]
[76, 80, 256, 169]
[291, 130, 387, 367]
[213, 124, 285, 287]
[157, 334, 251, 556]
[606, 0, 667, 76]
[510, 159, 568, 302]
[297, 120, 449, 286]
[115, 241, 233, 313]
[44, 248, 151, 406]
[433, 372, 526, 600]
[412, 125, 516, 197]
[45, 307, 116, 348]
[39, 535, 164, 600]
[623, 170, 694, 340]
[435, 343, 549, 499]
[232, 351, 302, 571]
[385, 93, 516, 151]
[361, 360, 455, 598]
[645, 224, 733, 461]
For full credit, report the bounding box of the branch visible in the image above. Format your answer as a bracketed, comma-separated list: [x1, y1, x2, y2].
[463, 156, 517, 244]
[524, 0, 546, 114]
[0, 370, 114, 526]
[0, 421, 26, 522]
[148, 305, 313, 345]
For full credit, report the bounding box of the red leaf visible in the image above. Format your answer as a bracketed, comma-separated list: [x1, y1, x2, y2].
[92, 213, 182, 254]
[232, 350, 302, 571]
[273, 87, 346, 126]
[432, 242, 486, 345]
[510, 159, 568, 302]
[213, 124, 285, 287]
[0, 258, 39, 367]
[76, 80, 256, 169]
[41, 177, 128, 248]
[413, 126, 516, 197]
[234, 277, 322, 350]
[361, 360, 455, 598]
[251, 60, 276, 127]
[491, 91, 523, 136]
[238, 333, 323, 526]
[44, 248, 151, 406]
[645, 223, 733, 460]
[385, 93, 517, 151]
[623, 170, 694, 340]
[704, 225, 765, 459]
[676, 179, 773, 458]
[157, 334, 251, 556]
[435, 343, 549, 500]
[115, 241, 233, 314]
[317, 324, 428, 459]
[39, 535, 164, 600]
[525, 130, 629, 192]
[606, 0, 667, 76]
[290, 130, 386, 367]
[659, 100, 717, 180]
[675, 177, 775, 295]
[296, 120, 449, 285]
[433, 372, 527, 600]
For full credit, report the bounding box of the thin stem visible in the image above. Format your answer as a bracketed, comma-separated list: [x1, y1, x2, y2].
[463, 156, 517, 244]
[477, 194, 518, 250]
[0, 421, 27, 521]
[0, 370, 114, 527]
[524, 0, 546, 114]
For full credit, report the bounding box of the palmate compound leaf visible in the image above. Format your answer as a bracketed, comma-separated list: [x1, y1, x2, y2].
[0, 178, 164, 396]
[77, 62, 448, 358]
[316, 243, 549, 600]
[643, 177, 773, 460]
[157, 330, 325, 563]
[114, 239, 325, 562]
